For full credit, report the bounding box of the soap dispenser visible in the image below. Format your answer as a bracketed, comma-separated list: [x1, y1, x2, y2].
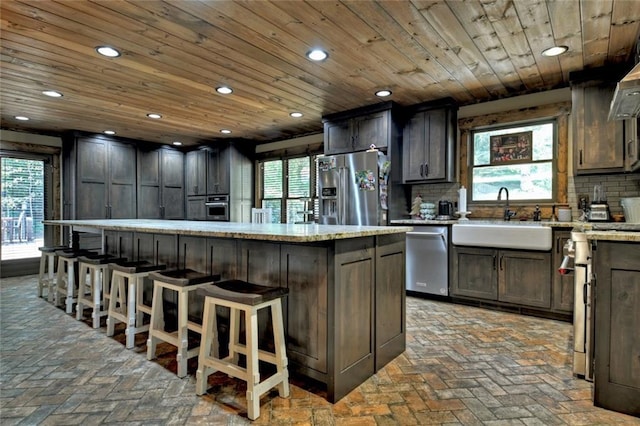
[533, 205, 541, 222]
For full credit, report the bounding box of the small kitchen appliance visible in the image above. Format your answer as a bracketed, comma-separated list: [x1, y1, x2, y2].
[437, 200, 454, 220]
[588, 185, 610, 222]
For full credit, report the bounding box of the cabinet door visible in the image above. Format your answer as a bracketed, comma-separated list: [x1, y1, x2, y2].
[281, 244, 328, 373]
[104, 231, 134, 259]
[108, 142, 136, 219]
[185, 150, 206, 196]
[573, 84, 625, 173]
[594, 242, 640, 417]
[324, 119, 353, 154]
[354, 110, 388, 151]
[186, 196, 206, 220]
[207, 146, 230, 194]
[424, 109, 446, 181]
[498, 250, 551, 308]
[451, 246, 497, 300]
[552, 230, 574, 312]
[137, 148, 161, 219]
[402, 112, 427, 182]
[161, 149, 184, 219]
[76, 138, 108, 219]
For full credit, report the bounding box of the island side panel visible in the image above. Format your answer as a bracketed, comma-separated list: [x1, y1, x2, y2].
[375, 233, 406, 371]
[331, 236, 376, 403]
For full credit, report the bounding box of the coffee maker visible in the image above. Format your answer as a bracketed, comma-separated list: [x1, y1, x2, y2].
[437, 200, 454, 220]
[588, 185, 610, 222]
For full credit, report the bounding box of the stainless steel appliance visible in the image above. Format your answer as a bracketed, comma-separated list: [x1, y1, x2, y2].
[437, 200, 454, 220]
[588, 184, 610, 222]
[562, 230, 594, 381]
[318, 150, 390, 226]
[205, 195, 229, 221]
[406, 226, 449, 296]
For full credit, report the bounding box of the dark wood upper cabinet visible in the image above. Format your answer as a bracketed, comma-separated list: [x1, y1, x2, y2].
[402, 100, 457, 183]
[207, 145, 230, 195]
[185, 149, 207, 196]
[322, 102, 400, 155]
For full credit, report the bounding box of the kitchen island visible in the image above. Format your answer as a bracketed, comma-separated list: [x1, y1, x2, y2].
[45, 219, 411, 402]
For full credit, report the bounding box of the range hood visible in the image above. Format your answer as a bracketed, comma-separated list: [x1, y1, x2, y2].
[608, 62, 640, 120]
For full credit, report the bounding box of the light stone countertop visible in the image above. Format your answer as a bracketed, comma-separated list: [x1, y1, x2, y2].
[585, 230, 640, 242]
[44, 219, 413, 243]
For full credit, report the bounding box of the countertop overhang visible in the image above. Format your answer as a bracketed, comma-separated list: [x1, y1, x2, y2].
[44, 219, 413, 243]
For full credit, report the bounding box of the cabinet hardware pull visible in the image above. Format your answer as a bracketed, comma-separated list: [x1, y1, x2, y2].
[493, 255, 497, 270]
[420, 164, 424, 177]
[424, 163, 429, 176]
[579, 150, 583, 165]
[499, 255, 504, 270]
[556, 237, 561, 254]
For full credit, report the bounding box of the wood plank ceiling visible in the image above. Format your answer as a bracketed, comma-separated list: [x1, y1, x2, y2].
[1, 0, 639, 146]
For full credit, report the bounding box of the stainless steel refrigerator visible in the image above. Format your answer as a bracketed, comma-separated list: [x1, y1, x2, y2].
[318, 150, 390, 226]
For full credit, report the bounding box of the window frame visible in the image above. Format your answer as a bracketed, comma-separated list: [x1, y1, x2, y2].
[469, 118, 558, 205]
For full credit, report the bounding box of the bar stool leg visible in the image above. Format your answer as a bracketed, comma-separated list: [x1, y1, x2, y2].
[246, 308, 260, 421]
[176, 289, 190, 378]
[38, 253, 47, 298]
[106, 271, 123, 338]
[125, 276, 137, 349]
[196, 300, 218, 395]
[66, 261, 76, 314]
[46, 254, 56, 302]
[229, 307, 241, 365]
[272, 301, 290, 398]
[146, 284, 164, 361]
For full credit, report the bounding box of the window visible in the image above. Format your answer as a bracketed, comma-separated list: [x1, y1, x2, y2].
[259, 155, 318, 223]
[470, 120, 556, 202]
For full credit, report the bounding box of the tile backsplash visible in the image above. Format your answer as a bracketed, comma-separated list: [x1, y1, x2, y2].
[409, 173, 640, 220]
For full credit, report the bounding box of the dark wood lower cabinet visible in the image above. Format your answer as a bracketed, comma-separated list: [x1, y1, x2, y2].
[552, 229, 574, 312]
[594, 241, 640, 417]
[451, 246, 551, 309]
[103, 231, 405, 403]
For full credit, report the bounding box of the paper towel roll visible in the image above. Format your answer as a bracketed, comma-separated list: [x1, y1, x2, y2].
[459, 186, 467, 212]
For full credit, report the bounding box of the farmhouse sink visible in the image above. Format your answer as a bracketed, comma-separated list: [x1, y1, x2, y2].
[452, 222, 552, 251]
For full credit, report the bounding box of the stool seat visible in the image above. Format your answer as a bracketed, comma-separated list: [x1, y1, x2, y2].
[107, 262, 166, 349]
[148, 269, 220, 286]
[78, 254, 126, 265]
[147, 269, 219, 377]
[198, 280, 288, 306]
[39, 245, 69, 253]
[196, 280, 290, 420]
[110, 261, 166, 274]
[56, 249, 95, 258]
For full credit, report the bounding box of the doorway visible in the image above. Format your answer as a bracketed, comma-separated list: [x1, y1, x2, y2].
[1, 153, 54, 277]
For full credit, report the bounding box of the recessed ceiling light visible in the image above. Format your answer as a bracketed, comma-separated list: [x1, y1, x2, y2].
[541, 45, 568, 57]
[290, 112, 303, 118]
[220, 129, 232, 134]
[147, 113, 162, 119]
[216, 86, 233, 95]
[306, 48, 328, 61]
[96, 46, 121, 58]
[375, 90, 392, 97]
[42, 90, 63, 98]
[172, 141, 182, 146]
[15, 116, 29, 121]
[104, 130, 116, 135]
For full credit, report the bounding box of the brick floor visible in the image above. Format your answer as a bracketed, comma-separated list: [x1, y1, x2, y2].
[1, 275, 639, 425]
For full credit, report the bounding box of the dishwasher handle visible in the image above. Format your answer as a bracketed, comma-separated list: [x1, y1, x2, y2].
[406, 231, 446, 237]
[406, 231, 447, 248]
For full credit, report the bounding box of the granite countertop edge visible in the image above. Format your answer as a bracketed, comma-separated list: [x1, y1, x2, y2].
[44, 220, 413, 243]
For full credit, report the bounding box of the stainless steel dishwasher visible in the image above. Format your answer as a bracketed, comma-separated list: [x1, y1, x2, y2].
[406, 226, 449, 296]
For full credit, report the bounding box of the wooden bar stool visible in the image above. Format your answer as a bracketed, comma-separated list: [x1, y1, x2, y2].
[55, 249, 95, 314]
[195, 280, 290, 420]
[147, 269, 220, 378]
[106, 261, 166, 349]
[76, 254, 126, 328]
[37, 245, 67, 301]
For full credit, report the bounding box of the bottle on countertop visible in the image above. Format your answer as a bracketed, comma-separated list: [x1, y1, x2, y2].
[533, 205, 541, 221]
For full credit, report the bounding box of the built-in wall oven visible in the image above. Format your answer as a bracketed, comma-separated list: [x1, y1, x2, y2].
[205, 195, 229, 221]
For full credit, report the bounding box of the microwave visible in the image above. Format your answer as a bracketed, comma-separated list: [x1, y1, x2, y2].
[205, 195, 229, 221]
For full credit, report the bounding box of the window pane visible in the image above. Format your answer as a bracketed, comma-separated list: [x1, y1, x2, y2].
[1, 157, 45, 260]
[473, 122, 554, 165]
[286, 199, 305, 223]
[472, 162, 553, 201]
[287, 157, 310, 198]
[263, 160, 283, 198]
[262, 199, 281, 223]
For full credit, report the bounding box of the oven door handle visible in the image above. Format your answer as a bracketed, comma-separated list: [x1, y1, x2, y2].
[205, 202, 228, 207]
